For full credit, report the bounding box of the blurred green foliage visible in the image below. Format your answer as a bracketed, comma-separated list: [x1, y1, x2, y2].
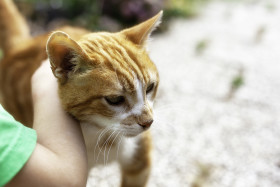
[16, 0, 101, 30]
[195, 39, 210, 55]
[15, 0, 207, 31]
[165, 0, 207, 18]
[231, 74, 244, 90]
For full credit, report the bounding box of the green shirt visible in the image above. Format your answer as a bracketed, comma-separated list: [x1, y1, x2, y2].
[0, 105, 37, 186]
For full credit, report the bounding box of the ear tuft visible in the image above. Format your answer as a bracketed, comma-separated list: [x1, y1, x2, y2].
[121, 11, 163, 46]
[46, 31, 89, 83]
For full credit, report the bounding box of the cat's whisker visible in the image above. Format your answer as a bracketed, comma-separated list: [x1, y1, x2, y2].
[101, 130, 114, 177]
[104, 129, 119, 166]
[97, 127, 112, 150]
[103, 131, 112, 167]
[94, 127, 112, 163]
[116, 132, 125, 161]
[106, 130, 121, 166]
[96, 129, 116, 166]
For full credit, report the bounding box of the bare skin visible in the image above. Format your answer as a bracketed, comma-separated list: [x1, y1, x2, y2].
[6, 61, 88, 187]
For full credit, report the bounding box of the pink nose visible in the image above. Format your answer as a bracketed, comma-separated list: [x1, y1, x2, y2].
[138, 120, 153, 129]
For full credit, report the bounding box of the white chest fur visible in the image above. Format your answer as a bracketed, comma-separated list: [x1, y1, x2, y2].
[81, 123, 139, 169]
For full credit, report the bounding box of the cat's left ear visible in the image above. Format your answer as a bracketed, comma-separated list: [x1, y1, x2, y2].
[46, 31, 90, 84]
[121, 11, 163, 46]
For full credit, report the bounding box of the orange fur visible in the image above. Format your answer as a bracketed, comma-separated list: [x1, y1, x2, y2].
[0, 1, 162, 186]
[0, 0, 30, 54]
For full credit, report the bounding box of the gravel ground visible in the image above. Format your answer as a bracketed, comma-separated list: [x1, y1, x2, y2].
[87, 1, 280, 186]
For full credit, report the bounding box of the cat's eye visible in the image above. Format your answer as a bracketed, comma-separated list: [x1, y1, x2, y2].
[146, 83, 155, 94]
[105, 96, 125, 106]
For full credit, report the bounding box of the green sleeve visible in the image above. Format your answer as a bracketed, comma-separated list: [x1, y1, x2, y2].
[0, 105, 37, 187]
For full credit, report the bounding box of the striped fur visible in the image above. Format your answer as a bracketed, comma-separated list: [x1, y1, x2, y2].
[52, 32, 159, 122]
[0, 1, 162, 186]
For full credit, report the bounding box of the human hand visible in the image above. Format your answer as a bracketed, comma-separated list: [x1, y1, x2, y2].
[31, 60, 59, 104]
[31, 59, 81, 144]
[12, 59, 88, 186]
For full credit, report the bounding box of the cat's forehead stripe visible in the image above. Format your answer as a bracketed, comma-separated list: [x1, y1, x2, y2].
[98, 35, 146, 77]
[82, 42, 106, 64]
[98, 35, 144, 81]
[82, 40, 132, 81]
[108, 36, 150, 84]
[81, 34, 152, 92]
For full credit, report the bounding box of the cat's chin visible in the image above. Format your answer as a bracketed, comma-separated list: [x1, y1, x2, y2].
[124, 132, 141, 138]
[122, 125, 149, 137]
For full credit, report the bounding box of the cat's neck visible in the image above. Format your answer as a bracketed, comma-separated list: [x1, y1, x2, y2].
[80, 122, 139, 168]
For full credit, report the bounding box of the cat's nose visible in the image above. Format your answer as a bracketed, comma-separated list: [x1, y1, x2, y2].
[138, 120, 153, 129]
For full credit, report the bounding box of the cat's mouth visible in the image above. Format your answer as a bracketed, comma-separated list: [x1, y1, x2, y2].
[121, 123, 150, 137]
[81, 115, 151, 137]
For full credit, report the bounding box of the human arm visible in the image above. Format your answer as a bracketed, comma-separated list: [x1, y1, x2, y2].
[6, 61, 88, 187]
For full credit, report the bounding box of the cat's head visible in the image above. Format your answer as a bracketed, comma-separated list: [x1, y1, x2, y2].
[46, 11, 162, 137]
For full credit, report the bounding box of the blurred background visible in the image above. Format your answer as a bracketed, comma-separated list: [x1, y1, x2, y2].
[13, 0, 206, 34]
[5, 0, 280, 186]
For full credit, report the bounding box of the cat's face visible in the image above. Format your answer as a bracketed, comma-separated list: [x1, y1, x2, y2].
[47, 11, 162, 137]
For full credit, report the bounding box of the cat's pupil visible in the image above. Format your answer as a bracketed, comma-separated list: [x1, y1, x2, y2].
[146, 83, 155, 94]
[105, 96, 125, 106]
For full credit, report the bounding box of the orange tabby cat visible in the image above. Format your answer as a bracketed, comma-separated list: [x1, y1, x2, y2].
[0, 0, 162, 186]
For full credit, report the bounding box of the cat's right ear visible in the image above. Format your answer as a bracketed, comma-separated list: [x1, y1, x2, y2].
[46, 31, 89, 84]
[121, 11, 163, 47]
